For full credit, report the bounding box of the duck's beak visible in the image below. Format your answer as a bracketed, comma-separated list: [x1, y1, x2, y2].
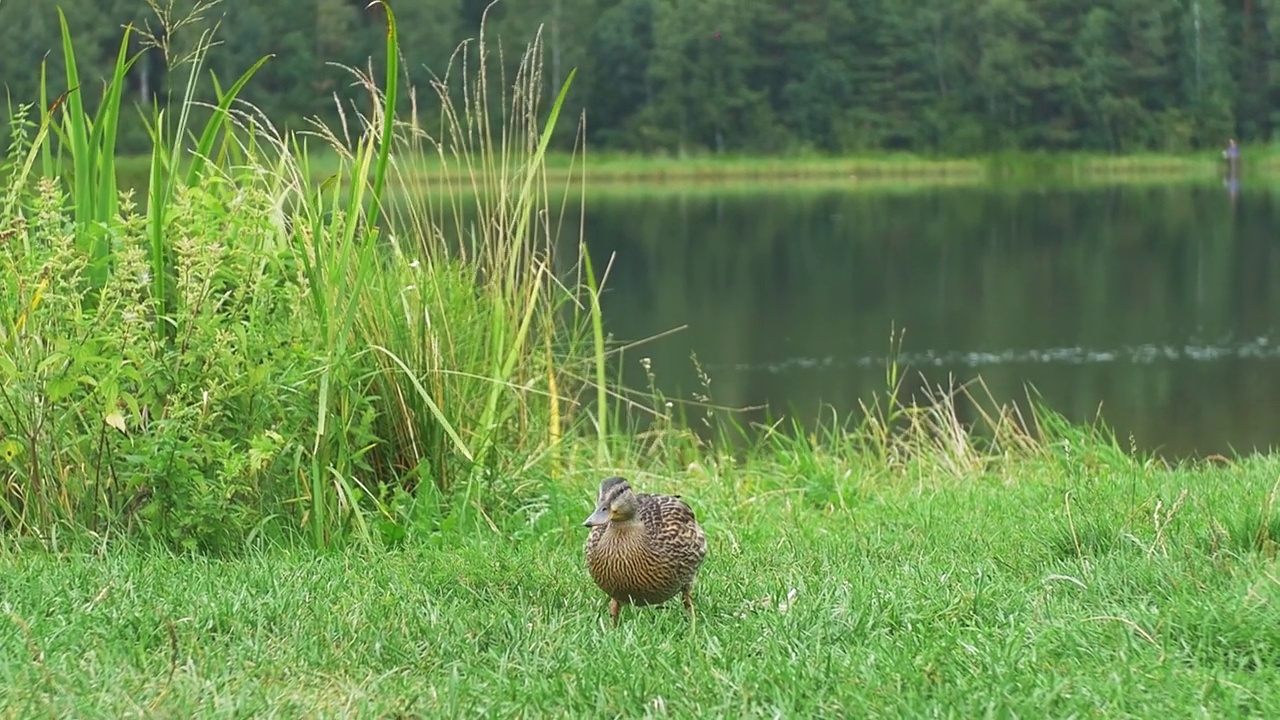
[583, 506, 611, 527]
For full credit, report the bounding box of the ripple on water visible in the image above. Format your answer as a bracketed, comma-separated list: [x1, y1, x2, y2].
[716, 335, 1280, 375]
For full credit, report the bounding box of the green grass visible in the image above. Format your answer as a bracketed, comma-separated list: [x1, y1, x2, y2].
[3, 450, 1279, 715]
[111, 150, 985, 187]
[106, 146, 1280, 194]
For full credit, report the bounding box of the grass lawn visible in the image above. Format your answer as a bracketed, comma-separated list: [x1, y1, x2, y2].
[4, 450, 1278, 716]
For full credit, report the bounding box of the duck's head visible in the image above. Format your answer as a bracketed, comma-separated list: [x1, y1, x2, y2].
[583, 476, 638, 527]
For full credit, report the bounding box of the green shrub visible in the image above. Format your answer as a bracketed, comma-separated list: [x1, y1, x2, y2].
[0, 4, 596, 551]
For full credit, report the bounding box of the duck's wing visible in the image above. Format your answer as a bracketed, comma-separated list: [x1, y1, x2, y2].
[639, 493, 707, 559]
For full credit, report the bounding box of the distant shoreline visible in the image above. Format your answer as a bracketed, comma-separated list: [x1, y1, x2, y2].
[111, 149, 1277, 189]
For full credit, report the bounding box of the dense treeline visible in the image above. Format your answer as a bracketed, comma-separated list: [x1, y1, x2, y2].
[1, 0, 1277, 156]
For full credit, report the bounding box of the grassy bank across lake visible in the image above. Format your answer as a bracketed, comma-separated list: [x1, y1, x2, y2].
[4, 440, 1279, 715]
[109, 147, 1280, 191]
[464, 148, 1280, 184]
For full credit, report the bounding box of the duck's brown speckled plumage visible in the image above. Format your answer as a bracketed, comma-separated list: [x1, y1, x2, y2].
[583, 476, 707, 625]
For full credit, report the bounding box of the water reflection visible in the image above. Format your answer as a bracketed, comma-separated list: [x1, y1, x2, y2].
[574, 183, 1280, 459]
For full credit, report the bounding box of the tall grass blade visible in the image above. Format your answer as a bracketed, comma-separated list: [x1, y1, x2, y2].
[39, 59, 54, 178]
[185, 56, 272, 186]
[582, 247, 609, 464]
[56, 8, 98, 285]
[472, 72, 578, 471]
[88, 25, 133, 233]
[368, 0, 397, 218]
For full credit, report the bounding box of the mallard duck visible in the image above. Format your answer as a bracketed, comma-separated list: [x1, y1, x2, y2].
[582, 476, 708, 625]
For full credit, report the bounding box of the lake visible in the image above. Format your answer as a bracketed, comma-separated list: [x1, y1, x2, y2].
[573, 180, 1280, 460]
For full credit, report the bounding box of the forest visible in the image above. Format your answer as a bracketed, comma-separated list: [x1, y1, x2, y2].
[0, 0, 1276, 156]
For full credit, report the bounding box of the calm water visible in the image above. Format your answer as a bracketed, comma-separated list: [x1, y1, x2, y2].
[574, 181, 1280, 459]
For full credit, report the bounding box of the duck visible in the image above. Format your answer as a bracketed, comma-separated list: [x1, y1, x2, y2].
[582, 475, 708, 625]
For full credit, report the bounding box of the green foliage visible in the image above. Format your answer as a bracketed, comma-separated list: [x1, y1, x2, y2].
[290, 8, 598, 541]
[0, 171, 323, 552]
[0, 5, 328, 553]
[52, 7, 134, 291]
[5, 0, 1279, 157]
[0, 3, 597, 550]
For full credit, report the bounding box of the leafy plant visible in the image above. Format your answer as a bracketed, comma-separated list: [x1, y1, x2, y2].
[0, 2, 603, 550]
